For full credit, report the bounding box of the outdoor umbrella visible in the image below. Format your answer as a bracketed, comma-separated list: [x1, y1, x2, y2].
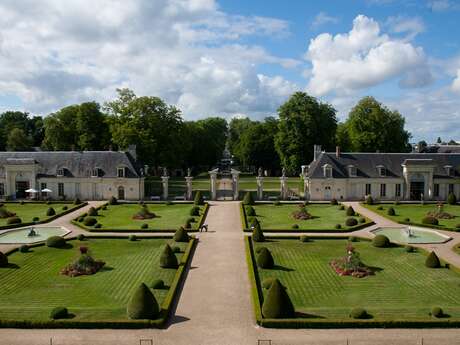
[25, 188, 38, 193]
[41, 188, 52, 193]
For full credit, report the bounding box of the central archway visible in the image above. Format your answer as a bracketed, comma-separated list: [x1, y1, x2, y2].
[209, 168, 240, 200]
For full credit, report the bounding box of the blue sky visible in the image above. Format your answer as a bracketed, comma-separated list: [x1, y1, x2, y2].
[0, 0, 459, 142]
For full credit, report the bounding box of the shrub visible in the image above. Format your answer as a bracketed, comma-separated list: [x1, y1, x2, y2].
[7, 216, 21, 225]
[431, 307, 444, 318]
[292, 224, 299, 230]
[109, 196, 118, 205]
[335, 224, 342, 230]
[394, 200, 400, 205]
[160, 244, 178, 268]
[47, 207, 56, 216]
[0, 251, 8, 267]
[257, 247, 274, 269]
[73, 198, 82, 205]
[387, 207, 395, 216]
[171, 246, 181, 253]
[252, 223, 265, 242]
[151, 279, 165, 289]
[273, 200, 281, 206]
[0, 207, 15, 219]
[133, 205, 155, 220]
[101, 205, 107, 210]
[350, 308, 369, 319]
[345, 218, 358, 227]
[94, 223, 102, 229]
[184, 219, 192, 229]
[50, 307, 69, 320]
[377, 206, 384, 210]
[372, 234, 390, 248]
[19, 244, 29, 253]
[365, 195, 374, 205]
[359, 217, 366, 223]
[141, 223, 148, 229]
[243, 192, 255, 205]
[165, 201, 173, 206]
[422, 216, 438, 225]
[186, 216, 195, 223]
[87, 207, 98, 216]
[46, 236, 66, 248]
[299, 235, 309, 242]
[348, 236, 358, 242]
[447, 192, 457, 205]
[61, 206, 68, 211]
[33, 216, 39, 222]
[83, 217, 97, 226]
[404, 218, 410, 222]
[346, 206, 355, 216]
[330, 198, 338, 205]
[189, 206, 200, 216]
[262, 279, 295, 318]
[174, 227, 190, 242]
[194, 191, 204, 205]
[77, 216, 84, 222]
[338, 205, 345, 210]
[262, 277, 275, 289]
[129, 235, 137, 241]
[425, 251, 441, 268]
[77, 234, 85, 241]
[127, 283, 159, 320]
[245, 205, 256, 216]
[405, 245, 415, 253]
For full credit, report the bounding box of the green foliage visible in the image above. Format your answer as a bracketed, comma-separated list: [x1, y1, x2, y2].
[372, 234, 390, 248]
[422, 216, 439, 225]
[173, 227, 190, 242]
[6, 127, 33, 151]
[129, 235, 137, 241]
[194, 191, 204, 205]
[291, 224, 299, 229]
[345, 217, 358, 226]
[346, 206, 355, 216]
[243, 192, 255, 205]
[88, 207, 98, 216]
[151, 279, 165, 289]
[275, 92, 337, 173]
[19, 245, 29, 253]
[0, 251, 8, 267]
[335, 224, 342, 229]
[262, 277, 275, 289]
[0, 206, 15, 219]
[262, 279, 295, 318]
[447, 193, 457, 205]
[171, 246, 181, 253]
[50, 307, 69, 320]
[189, 206, 200, 216]
[109, 196, 118, 205]
[46, 207, 56, 216]
[338, 205, 345, 210]
[299, 235, 309, 242]
[160, 244, 178, 268]
[73, 198, 82, 205]
[359, 217, 366, 223]
[245, 205, 256, 216]
[46, 236, 66, 248]
[330, 198, 338, 205]
[141, 223, 148, 229]
[255, 246, 266, 254]
[126, 283, 159, 320]
[0, 111, 43, 150]
[425, 251, 441, 268]
[431, 307, 443, 318]
[6, 217, 21, 225]
[77, 234, 85, 241]
[133, 205, 155, 220]
[405, 245, 415, 253]
[83, 217, 97, 226]
[252, 223, 265, 242]
[256, 247, 274, 269]
[365, 195, 374, 205]
[387, 207, 395, 216]
[348, 236, 358, 242]
[62, 206, 68, 211]
[350, 308, 369, 319]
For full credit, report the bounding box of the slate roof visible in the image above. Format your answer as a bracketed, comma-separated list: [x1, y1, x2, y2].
[0, 151, 142, 178]
[307, 152, 460, 179]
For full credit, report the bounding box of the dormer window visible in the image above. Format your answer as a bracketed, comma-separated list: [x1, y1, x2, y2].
[323, 164, 332, 178]
[92, 168, 100, 177]
[377, 165, 386, 177]
[117, 167, 126, 178]
[348, 165, 357, 177]
[57, 168, 64, 177]
[445, 165, 453, 176]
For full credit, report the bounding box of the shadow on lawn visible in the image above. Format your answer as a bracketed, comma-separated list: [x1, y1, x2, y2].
[273, 264, 295, 272]
[295, 311, 325, 319]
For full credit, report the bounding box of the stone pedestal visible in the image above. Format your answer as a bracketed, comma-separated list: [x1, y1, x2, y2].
[209, 169, 218, 200]
[303, 176, 309, 200]
[161, 176, 169, 200]
[256, 176, 264, 200]
[185, 176, 193, 200]
[231, 169, 240, 200]
[280, 176, 288, 200]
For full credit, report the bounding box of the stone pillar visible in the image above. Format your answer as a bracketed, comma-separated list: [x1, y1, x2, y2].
[185, 176, 193, 200]
[209, 168, 218, 200]
[161, 176, 169, 200]
[231, 169, 240, 200]
[280, 176, 288, 200]
[303, 177, 309, 200]
[256, 176, 264, 200]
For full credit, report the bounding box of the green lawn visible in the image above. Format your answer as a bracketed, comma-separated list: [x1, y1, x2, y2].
[238, 177, 302, 191]
[0, 238, 187, 321]
[145, 177, 210, 197]
[77, 203, 206, 231]
[250, 204, 368, 230]
[0, 203, 77, 226]
[253, 238, 460, 320]
[364, 203, 460, 230]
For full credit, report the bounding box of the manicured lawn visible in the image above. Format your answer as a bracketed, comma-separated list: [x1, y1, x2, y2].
[253, 238, 460, 320]
[363, 203, 460, 230]
[145, 177, 210, 197]
[238, 177, 302, 191]
[78, 203, 206, 231]
[250, 204, 368, 230]
[0, 238, 187, 321]
[0, 203, 77, 226]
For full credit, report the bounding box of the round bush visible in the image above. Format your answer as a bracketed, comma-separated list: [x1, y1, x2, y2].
[174, 227, 190, 242]
[348, 236, 358, 242]
[0, 251, 8, 267]
[256, 247, 274, 269]
[151, 279, 165, 289]
[83, 216, 97, 226]
[422, 216, 438, 225]
[7, 217, 21, 225]
[189, 206, 200, 216]
[346, 206, 355, 216]
[330, 198, 338, 205]
[358, 217, 365, 223]
[245, 206, 256, 216]
[50, 307, 68, 320]
[141, 223, 148, 229]
[425, 251, 441, 268]
[20, 201, 25, 205]
[87, 207, 98, 217]
[335, 224, 342, 230]
[46, 236, 66, 248]
[456, 223, 460, 230]
[431, 307, 443, 318]
[129, 235, 137, 241]
[405, 245, 415, 253]
[350, 308, 368, 319]
[262, 279, 295, 318]
[345, 217, 358, 227]
[160, 244, 178, 268]
[299, 235, 309, 242]
[62, 206, 68, 211]
[127, 283, 159, 320]
[94, 223, 102, 229]
[33, 216, 39, 222]
[46, 207, 56, 216]
[292, 224, 299, 230]
[108, 196, 118, 205]
[372, 234, 390, 248]
[387, 207, 395, 216]
[77, 234, 85, 241]
[19, 245, 29, 253]
[262, 277, 275, 289]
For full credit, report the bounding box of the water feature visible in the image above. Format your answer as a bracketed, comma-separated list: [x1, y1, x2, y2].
[0, 227, 70, 244]
[372, 226, 451, 244]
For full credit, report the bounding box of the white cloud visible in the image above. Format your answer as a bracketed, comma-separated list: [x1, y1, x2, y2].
[0, 0, 298, 119]
[305, 15, 430, 96]
[428, 0, 454, 11]
[386, 15, 425, 40]
[452, 70, 460, 93]
[311, 12, 339, 29]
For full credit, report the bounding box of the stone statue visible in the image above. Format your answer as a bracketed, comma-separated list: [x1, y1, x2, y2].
[163, 167, 168, 177]
[187, 167, 191, 177]
[282, 167, 286, 177]
[258, 167, 263, 177]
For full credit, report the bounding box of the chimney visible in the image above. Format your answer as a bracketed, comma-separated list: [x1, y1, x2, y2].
[313, 145, 322, 161]
[336, 146, 341, 158]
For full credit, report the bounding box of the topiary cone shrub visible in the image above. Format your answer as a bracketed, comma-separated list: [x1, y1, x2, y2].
[0, 251, 8, 267]
[346, 206, 355, 216]
[46, 207, 56, 216]
[73, 198, 82, 205]
[151, 279, 165, 289]
[160, 244, 178, 268]
[345, 217, 358, 227]
[387, 207, 395, 216]
[447, 192, 457, 205]
[372, 234, 390, 248]
[350, 307, 369, 319]
[173, 227, 190, 242]
[189, 206, 200, 216]
[262, 279, 295, 318]
[46, 236, 66, 248]
[127, 283, 160, 320]
[243, 192, 255, 205]
[425, 251, 441, 268]
[365, 195, 374, 205]
[194, 191, 204, 205]
[50, 307, 69, 320]
[87, 207, 98, 217]
[109, 196, 118, 205]
[256, 247, 274, 269]
[252, 224, 265, 242]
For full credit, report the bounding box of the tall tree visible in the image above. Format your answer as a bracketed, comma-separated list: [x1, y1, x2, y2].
[42, 105, 80, 150]
[343, 96, 411, 153]
[0, 111, 33, 150]
[275, 92, 337, 174]
[6, 128, 33, 151]
[228, 117, 254, 161]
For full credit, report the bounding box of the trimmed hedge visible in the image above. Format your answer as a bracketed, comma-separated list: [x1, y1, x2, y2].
[0, 251, 8, 267]
[431, 307, 444, 318]
[252, 224, 265, 242]
[88, 207, 98, 217]
[19, 245, 29, 253]
[243, 192, 255, 205]
[151, 279, 165, 289]
[262, 279, 295, 318]
[346, 206, 355, 216]
[50, 307, 69, 320]
[387, 207, 395, 216]
[46, 236, 66, 248]
[256, 247, 274, 269]
[189, 206, 200, 216]
[173, 227, 190, 242]
[245, 205, 256, 217]
[372, 234, 390, 248]
[299, 235, 309, 242]
[7, 217, 21, 225]
[350, 308, 369, 319]
[425, 251, 441, 268]
[160, 244, 178, 268]
[83, 217, 97, 226]
[109, 196, 118, 205]
[447, 193, 457, 205]
[345, 218, 358, 227]
[46, 207, 56, 216]
[127, 283, 159, 320]
[194, 191, 204, 205]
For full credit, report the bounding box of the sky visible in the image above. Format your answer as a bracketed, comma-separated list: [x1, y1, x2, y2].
[0, 0, 459, 142]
